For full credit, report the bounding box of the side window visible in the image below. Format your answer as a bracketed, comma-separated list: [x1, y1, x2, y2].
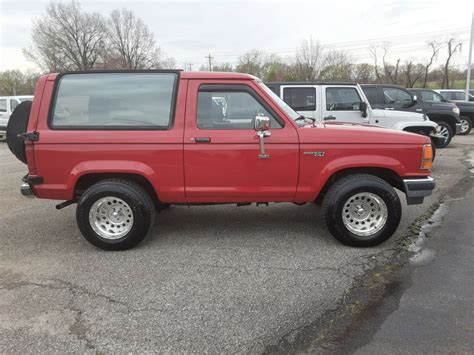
[283, 87, 316, 111]
[197, 89, 282, 130]
[453, 92, 465, 100]
[420, 91, 442, 102]
[326, 87, 362, 111]
[51, 73, 177, 129]
[383, 88, 412, 104]
[0, 99, 6, 112]
[362, 87, 378, 105]
[10, 99, 18, 111]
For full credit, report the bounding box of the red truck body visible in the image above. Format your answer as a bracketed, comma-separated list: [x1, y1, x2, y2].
[8, 70, 434, 249]
[25, 71, 429, 204]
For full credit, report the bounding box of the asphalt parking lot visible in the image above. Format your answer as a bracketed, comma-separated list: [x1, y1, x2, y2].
[0, 135, 472, 353]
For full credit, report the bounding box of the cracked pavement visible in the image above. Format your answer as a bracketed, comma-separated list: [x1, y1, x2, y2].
[0, 135, 472, 353]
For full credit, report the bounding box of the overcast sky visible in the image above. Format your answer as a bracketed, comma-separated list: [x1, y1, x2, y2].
[0, 0, 473, 72]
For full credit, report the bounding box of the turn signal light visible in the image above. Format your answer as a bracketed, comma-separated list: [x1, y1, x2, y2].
[421, 144, 433, 170]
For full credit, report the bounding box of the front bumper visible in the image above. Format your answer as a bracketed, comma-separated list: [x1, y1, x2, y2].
[403, 176, 435, 205]
[455, 123, 462, 135]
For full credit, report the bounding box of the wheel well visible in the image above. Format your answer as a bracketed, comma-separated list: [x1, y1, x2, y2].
[426, 113, 456, 133]
[74, 173, 159, 205]
[403, 126, 432, 135]
[316, 167, 403, 204]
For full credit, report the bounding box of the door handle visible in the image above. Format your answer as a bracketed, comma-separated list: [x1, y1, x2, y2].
[323, 115, 336, 120]
[385, 107, 395, 110]
[194, 137, 211, 143]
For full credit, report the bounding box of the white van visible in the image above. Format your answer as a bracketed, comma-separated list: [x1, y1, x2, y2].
[0, 96, 34, 139]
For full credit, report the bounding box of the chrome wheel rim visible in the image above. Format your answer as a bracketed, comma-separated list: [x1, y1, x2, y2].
[342, 192, 388, 237]
[439, 126, 450, 142]
[460, 119, 469, 133]
[89, 197, 134, 240]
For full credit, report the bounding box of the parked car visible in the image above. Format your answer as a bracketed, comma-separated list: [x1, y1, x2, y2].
[434, 89, 474, 102]
[265, 82, 443, 150]
[410, 88, 474, 135]
[361, 84, 461, 148]
[6, 70, 434, 250]
[0, 96, 33, 139]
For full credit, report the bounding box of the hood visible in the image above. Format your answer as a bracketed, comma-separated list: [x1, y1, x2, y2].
[298, 121, 429, 145]
[372, 109, 426, 122]
[452, 100, 474, 108]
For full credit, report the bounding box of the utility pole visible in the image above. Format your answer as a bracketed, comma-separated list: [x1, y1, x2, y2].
[466, 13, 473, 101]
[205, 53, 214, 71]
[185, 62, 193, 71]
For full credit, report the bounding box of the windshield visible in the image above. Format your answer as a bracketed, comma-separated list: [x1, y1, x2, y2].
[256, 81, 300, 121]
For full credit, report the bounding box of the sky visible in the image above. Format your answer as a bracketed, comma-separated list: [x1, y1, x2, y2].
[0, 0, 473, 72]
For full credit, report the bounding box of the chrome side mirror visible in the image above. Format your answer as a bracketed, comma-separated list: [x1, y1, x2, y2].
[254, 115, 271, 159]
[254, 115, 270, 132]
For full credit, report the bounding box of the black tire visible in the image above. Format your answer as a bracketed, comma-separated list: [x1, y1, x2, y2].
[434, 122, 452, 148]
[321, 174, 402, 247]
[459, 116, 472, 135]
[6, 100, 32, 164]
[76, 179, 155, 251]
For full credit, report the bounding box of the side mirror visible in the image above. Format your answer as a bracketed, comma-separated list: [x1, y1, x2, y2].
[412, 95, 418, 104]
[254, 115, 271, 160]
[254, 115, 270, 132]
[359, 101, 368, 118]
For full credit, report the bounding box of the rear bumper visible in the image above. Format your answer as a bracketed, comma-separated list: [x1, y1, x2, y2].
[403, 176, 435, 205]
[20, 175, 43, 198]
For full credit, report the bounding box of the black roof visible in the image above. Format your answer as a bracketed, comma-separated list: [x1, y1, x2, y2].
[265, 81, 357, 86]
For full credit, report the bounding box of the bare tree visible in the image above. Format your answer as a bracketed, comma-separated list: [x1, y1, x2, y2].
[369, 46, 381, 83]
[353, 63, 376, 83]
[441, 38, 462, 88]
[293, 36, 324, 81]
[235, 49, 266, 77]
[25, 1, 106, 71]
[422, 41, 440, 88]
[405, 61, 425, 88]
[319, 50, 353, 81]
[107, 8, 161, 69]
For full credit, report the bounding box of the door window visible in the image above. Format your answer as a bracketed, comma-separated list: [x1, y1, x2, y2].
[0, 99, 6, 112]
[326, 87, 362, 111]
[283, 87, 316, 111]
[197, 89, 282, 129]
[420, 90, 444, 102]
[383, 88, 412, 105]
[10, 99, 19, 111]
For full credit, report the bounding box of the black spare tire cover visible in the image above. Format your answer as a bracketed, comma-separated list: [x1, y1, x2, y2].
[6, 100, 33, 164]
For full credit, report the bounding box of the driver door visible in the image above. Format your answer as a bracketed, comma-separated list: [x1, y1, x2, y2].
[322, 86, 366, 123]
[183, 80, 299, 201]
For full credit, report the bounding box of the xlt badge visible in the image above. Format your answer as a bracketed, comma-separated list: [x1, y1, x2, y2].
[304, 151, 325, 157]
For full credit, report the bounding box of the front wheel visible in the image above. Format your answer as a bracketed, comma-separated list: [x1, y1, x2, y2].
[76, 179, 155, 250]
[435, 122, 453, 148]
[321, 174, 402, 247]
[459, 116, 472, 135]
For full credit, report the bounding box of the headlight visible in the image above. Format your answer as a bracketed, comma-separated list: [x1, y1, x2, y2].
[421, 144, 433, 170]
[453, 107, 460, 115]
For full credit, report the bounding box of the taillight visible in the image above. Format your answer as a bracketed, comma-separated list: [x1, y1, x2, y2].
[421, 144, 433, 170]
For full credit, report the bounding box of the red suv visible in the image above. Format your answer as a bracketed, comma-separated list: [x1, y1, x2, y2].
[7, 70, 435, 250]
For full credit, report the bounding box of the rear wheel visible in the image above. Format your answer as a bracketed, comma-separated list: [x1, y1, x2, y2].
[459, 116, 472, 135]
[435, 122, 452, 148]
[321, 174, 402, 247]
[76, 179, 155, 250]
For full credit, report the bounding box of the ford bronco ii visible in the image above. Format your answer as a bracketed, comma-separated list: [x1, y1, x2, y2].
[7, 70, 435, 250]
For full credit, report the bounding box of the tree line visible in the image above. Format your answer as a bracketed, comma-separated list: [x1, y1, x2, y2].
[0, 0, 469, 96]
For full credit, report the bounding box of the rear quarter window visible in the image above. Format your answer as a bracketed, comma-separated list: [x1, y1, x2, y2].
[50, 73, 177, 129]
